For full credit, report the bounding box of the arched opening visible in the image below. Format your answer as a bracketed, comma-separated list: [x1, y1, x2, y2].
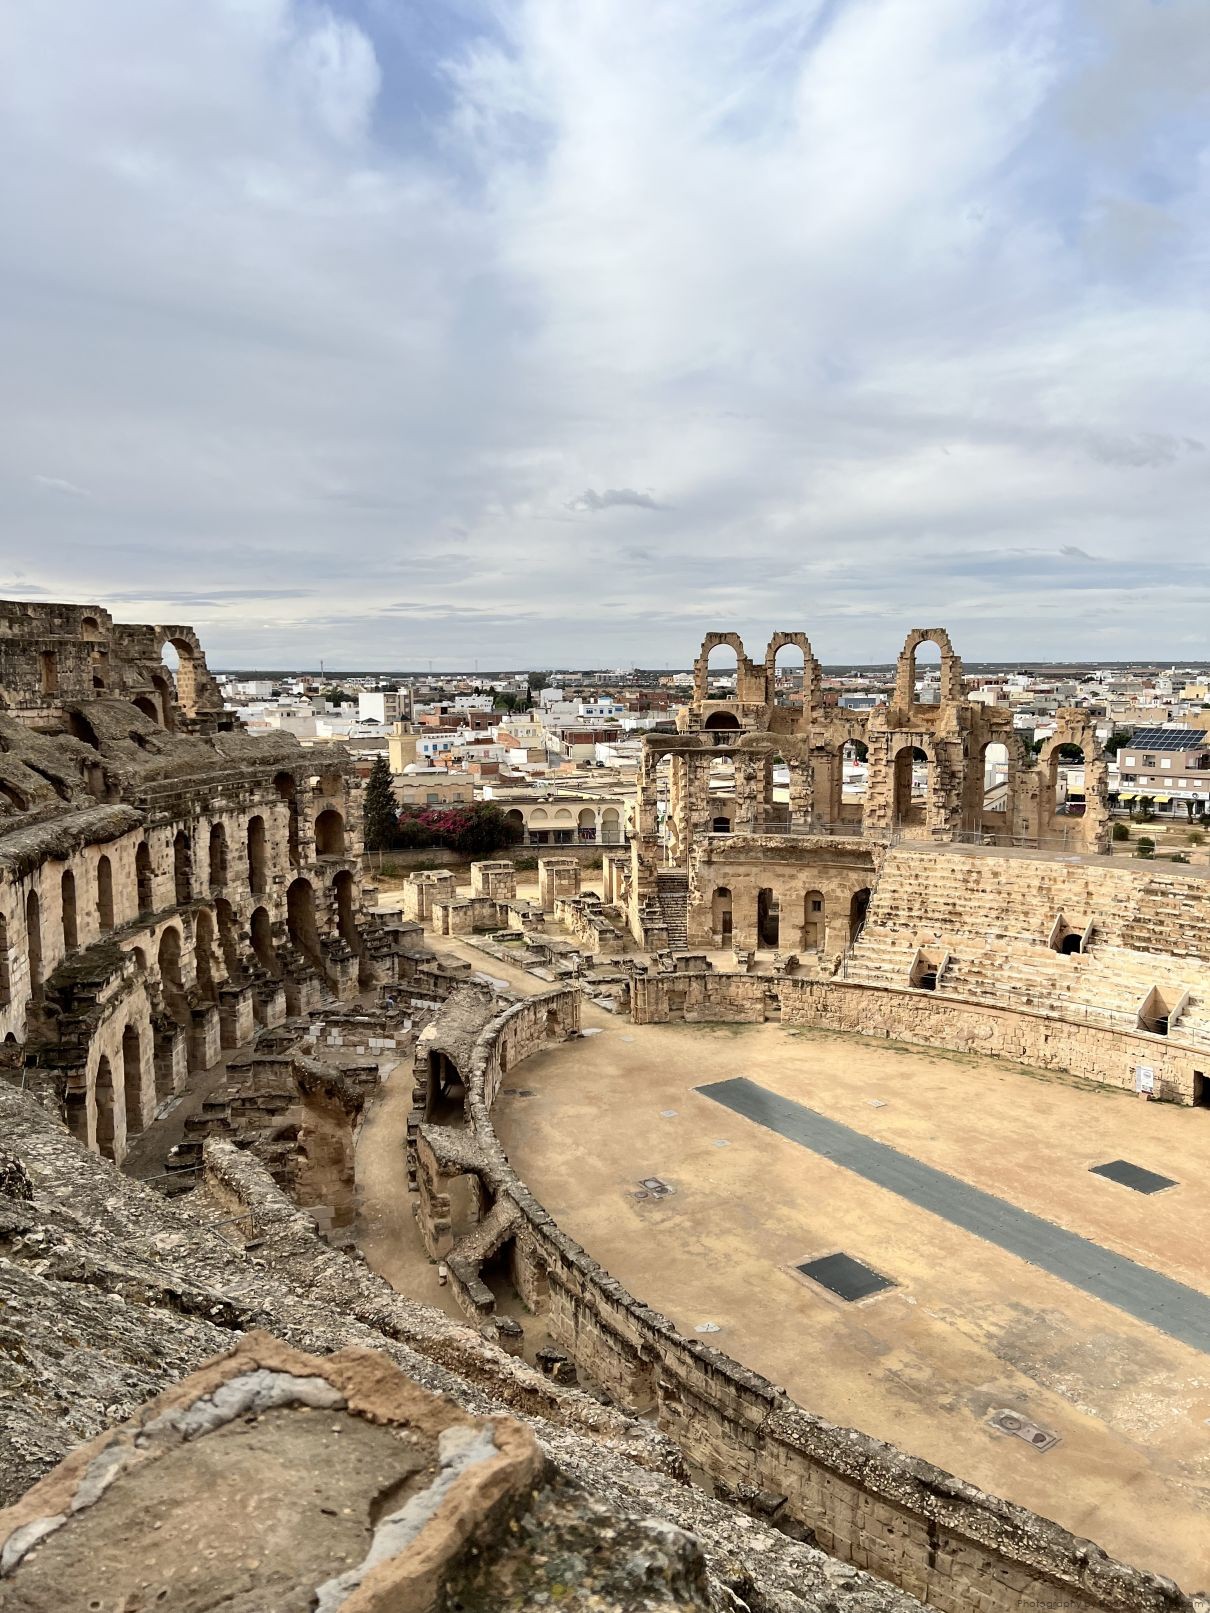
[247, 815, 267, 895]
[151, 672, 176, 733]
[135, 841, 154, 915]
[910, 639, 942, 707]
[1044, 744, 1086, 835]
[577, 806, 596, 843]
[80, 616, 101, 638]
[426, 1049, 466, 1126]
[600, 807, 621, 845]
[95, 1055, 116, 1161]
[132, 695, 159, 724]
[60, 868, 78, 951]
[704, 710, 741, 730]
[251, 906, 281, 976]
[173, 829, 192, 906]
[164, 638, 201, 718]
[849, 887, 871, 942]
[711, 813, 732, 834]
[0, 914, 9, 1006]
[208, 822, 228, 888]
[772, 642, 806, 706]
[274, 771, 301, 865]
[216, 898, 241, 976]
[96, 855, 114, 931]
[194, 908, 219, 1001]
[1060, 933, 1082, 955]
[67, 710, 100, 749]
[25, 890, 42, 1004]
[122, 1024, 143, 1135]
[157, 927, 189, 1028]
[39, 650, 58, 696]
[333, 869, 359, 953]
[287, 877, 321, 962]
[802, 890, 824, 951]
[711, 886, 733, 941]
[893, 746, 929, 824]
[314, 808, 345, 858]
[704, 640, 738, 692]
[757, 887, 779, 948]
[505, 808, 525, 844]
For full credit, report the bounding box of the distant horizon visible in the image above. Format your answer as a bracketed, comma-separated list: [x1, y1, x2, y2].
[214, 657, 1210, 680]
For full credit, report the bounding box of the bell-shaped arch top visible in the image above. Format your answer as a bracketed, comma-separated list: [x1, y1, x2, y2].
[693, 631, 753, 703]
[894, 627, 965, 711]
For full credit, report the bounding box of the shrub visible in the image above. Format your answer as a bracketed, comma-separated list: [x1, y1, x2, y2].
[1111, 821, 1130, 842]
[1187, 829, 1205, 846]
[395, 802, 521, 857]
[1136, 837, 1155, 858]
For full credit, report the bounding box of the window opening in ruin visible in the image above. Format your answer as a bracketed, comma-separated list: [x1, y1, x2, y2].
[980, 741, 1009, 815]
[96, 855, 114, 931]
[893, 746, 928, 824]
[122, 1025, 142, 1136]
[151, 673, 176, 732]
[796, 1252, 895, 1302]
[712, 886, 733, 939]
[247, 815, 267, 894]
[94, 1055, 116, 1161]
[67, 710, 100, 749]
[910, 638, 941, 707]
[274, 771, 301, 864]
[60, 868, 77, 951]
[333, 871, 364, 981]
[250, 905, 280, 976]
[194, 909, 218, 1001]
[208, 822, 228, 888]
[757, 887, 779, 948]
[39, 650, 58, 696]
[315, 807, 345, 858]
[286, 877, 321, 963]
[426, 1048, 466, 1125]
[1046, 743, 1086, 827]
[711, 815, 731, 833]
[0, 914, 9, 1006]
[849, 887, 871, 943]
[133, 695, 159, 724]
[173, 829, 192, 906]
[135, 842, 153, 915]
[25, 889, 42, 1004]
[1193, 1072, 1209, 1109]
[80, 616, 100, 638]
[772, 642, 805, 707]
[157, 927, 189, 1028]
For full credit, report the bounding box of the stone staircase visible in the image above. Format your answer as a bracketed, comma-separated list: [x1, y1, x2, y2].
[656, 871, 689, 952]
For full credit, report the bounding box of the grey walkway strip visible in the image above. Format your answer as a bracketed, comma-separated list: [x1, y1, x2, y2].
[698, 1078, 1210, 1355]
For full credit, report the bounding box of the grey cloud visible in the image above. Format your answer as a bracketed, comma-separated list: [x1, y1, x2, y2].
[568, 488, 664, 512]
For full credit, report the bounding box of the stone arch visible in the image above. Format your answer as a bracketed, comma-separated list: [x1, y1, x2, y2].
[577, 806, 596, 841]
[315, 808, 345, 858]
[94, 1055, 116, 1160]
[600, 807, 622, 844]
[60, 867, 78, 951]
[764, 632, 820, 712]
[505, 808, 525, 843]
[194, 907, 219, 1001]
[892, 744, 930, 826]
[274, 770, 301, 864]
[121, 1023, 144, 1135]
[247, 815, 267, 894]
[251, 905, 280, 976]
[173, 828, 193, 905]
[711, 886, 733, 941]
[1036, 717, 1108, 850]
[208, 822, 228, 888]
[80, 615, 102, 639]
[756, 886, 779, 948]
[151, 671, 176, 732]
[132, 695, 160, 724]
[157, 926, 189, 1026]
[893, 628, 964, 712]
[26, 889, 42, 1004]
[156, 632, 203, 719]
[287, 876, 321, 962]
[67, 709, 101, 749]
[703, 710, 741, 733]
[136, 841, 154, 914]
[693, 632, 746, 702]
[96, 854, 114, 931]
[849, 887, 871, 942]
[215, 898, 241, 976]
[802, 889, 825, 951]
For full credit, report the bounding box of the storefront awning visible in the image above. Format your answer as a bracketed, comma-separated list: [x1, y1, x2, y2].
[1118, 792, 1136, 801]
[1152, 794, 1171, 803]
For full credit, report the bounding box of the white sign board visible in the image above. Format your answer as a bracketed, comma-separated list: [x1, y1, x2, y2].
[1134, 1065, 1155, 1096]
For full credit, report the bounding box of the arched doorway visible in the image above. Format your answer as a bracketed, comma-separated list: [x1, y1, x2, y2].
[600, 807, 621, 844]
[216, 899, 241, 976]
[772, 641, 805, 707]
[274, 771, 301, 865]
[287, 877, 321, 963]
[712, 886, 733, 941]
[577, 807, 596, 843]
[757, 887, 779, 948]
[157, 927, 189, 1027]
[247, 816, 267, 895]
[96, 854, 114, 931]
[133, 695, 159, 724]
[122, 1024, 143, 1135]
[251, 906, 280, 976]
[208, 823, 228, 888]
[60, 868, 78, 951]
[314, 808, 345, 857]
[95, 1055, 116, 1161]
[194, 909, 219, 1001]
[426, 1049, 466, 1126]
[26, 890, 42, 1004]
[849, 887, 871, 942]
[893, 747, 928, 825]
[173, 829, 193, 905]
[135, 842, 154, 914]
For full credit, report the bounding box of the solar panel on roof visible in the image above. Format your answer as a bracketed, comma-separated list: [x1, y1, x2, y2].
[1127, 727, 1206, 751]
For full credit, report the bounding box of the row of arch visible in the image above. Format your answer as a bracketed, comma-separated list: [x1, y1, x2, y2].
[709, 886, 870, 950]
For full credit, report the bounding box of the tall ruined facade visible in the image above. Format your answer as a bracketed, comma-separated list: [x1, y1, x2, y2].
[0, 598, 400, 1165]
[629, 628, 1110, 953]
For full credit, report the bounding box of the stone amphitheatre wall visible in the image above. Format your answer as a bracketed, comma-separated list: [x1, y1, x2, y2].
[415, 986, 1195, 1613]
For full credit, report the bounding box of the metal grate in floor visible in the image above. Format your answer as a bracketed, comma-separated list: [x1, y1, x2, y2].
[796, 1252, 894, 1302]
[1089, 1159, 1177, 1195]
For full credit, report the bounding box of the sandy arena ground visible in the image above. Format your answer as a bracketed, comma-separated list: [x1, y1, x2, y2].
[356, 899, 1210, 1589]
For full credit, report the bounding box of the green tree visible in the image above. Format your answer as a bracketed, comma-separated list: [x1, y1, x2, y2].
[527, 671, 549, 695]
[1102, 730, 1134, 756]
[362, 756, 399, 852]
[322, 685, 352, 706]
[447, 802, 523, 856]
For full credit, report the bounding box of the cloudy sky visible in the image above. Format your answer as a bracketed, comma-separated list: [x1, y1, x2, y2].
[1, 1, 1208, 669]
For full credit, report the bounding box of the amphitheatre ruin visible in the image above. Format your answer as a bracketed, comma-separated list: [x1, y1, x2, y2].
[1, 602, 1208, 1613]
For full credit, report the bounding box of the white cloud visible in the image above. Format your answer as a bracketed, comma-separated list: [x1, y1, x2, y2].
[0, 0, 1207, 666]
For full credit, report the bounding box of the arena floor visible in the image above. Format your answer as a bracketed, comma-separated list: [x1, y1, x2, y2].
[476, 969, 1210, 1589]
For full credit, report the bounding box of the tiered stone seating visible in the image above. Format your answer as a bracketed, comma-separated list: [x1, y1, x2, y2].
[847, 847, 1210, 1048]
